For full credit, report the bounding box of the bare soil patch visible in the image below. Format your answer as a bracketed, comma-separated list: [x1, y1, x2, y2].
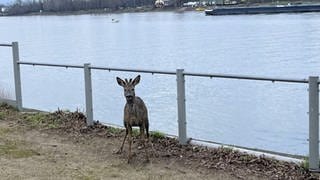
[0, 104, 317, 180]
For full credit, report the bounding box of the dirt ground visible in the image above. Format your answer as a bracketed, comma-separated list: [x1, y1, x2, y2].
[0, 110, 257, 180]
[0, 105, 317, 180]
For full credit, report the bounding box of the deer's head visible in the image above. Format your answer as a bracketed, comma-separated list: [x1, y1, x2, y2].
[116, 75, 141, 104]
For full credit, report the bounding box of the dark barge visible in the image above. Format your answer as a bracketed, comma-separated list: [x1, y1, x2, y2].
[205, 4, 320, 15]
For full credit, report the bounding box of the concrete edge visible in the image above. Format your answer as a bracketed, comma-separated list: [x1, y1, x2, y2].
[190, 140, 304, 165]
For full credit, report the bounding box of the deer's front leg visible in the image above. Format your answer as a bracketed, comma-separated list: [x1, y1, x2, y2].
[117, 128, 128, 154]
[142, 131, 150, 162]
[127, 127, 133, 163]
[141, 126, 150, 162]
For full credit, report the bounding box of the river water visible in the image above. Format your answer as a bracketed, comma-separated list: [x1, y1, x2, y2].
[1, 11, 320, 156]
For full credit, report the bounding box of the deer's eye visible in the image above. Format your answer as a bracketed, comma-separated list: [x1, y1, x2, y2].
[131, 88, 134, 91]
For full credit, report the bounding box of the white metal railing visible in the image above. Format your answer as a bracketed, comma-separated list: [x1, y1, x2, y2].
[1, 42, 319, 170]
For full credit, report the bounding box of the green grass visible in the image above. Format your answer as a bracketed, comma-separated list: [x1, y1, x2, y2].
[0, 127, 11, 136]
[108, 126, 123, 134]
[299, 157, 320, 170]
[24, 113, 47, 127]
[221, 146, 234, 153]
[47, 123, 59, 129]
[0, 111, 5, 120]
[238, 154, 253, 162]
[23, 113, 60, 129]
[301, 157, 310, 170]
[0, 140, 39, 158]
[150, 131, 165, 139]
[107, 127, 166, 139]
[132, 128, 140, 137]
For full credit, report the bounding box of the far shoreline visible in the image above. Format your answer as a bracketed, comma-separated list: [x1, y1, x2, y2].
[2, 1, 320, 17]
[1, 6, 199, 17]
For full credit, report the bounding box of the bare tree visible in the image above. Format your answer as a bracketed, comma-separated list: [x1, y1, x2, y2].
[5, 0, 159, 15]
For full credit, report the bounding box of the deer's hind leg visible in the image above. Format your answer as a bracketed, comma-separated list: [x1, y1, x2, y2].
[140, 125, 149, 162]
[127, 126, 133, 163]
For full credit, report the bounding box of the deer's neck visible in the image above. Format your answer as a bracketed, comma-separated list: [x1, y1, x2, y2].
[126, 97, 136, 109]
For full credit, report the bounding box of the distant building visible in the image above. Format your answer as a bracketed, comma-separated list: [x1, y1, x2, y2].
[183, 2, 197, 7]
[155, 0, 165, 8]
[163, 0, 175, 6]
[1, 7, 7, 13]
[211, 0, 239, 5]
[155, 0, 174, 7]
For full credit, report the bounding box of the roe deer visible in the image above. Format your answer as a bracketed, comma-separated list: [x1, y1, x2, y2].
[116, 75, 149, 163]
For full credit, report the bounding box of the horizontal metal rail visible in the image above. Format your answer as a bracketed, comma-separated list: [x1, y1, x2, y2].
[18, 61, 311, 84]
[184, 72, 309, 84]
[0, 44, 12, 47]
[18, 61, 84, 69]
[90, 65, 177, 75]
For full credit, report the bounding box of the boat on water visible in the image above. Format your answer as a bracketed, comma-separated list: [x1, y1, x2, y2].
[205, 4, 320, 15]
[111, 19, 119, 23]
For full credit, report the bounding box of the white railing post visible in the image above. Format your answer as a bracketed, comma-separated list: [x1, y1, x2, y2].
[84, 63, 94, 126]
[308, 76, 319, 171]
[12, 42, 23, 111]
[176, 69, 187, 144]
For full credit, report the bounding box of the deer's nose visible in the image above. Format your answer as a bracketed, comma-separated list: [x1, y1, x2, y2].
[126, 95, 133, 102]
[126, 95, 133, 98]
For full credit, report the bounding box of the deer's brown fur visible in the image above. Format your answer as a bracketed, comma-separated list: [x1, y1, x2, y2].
[116, 75, 149, 163]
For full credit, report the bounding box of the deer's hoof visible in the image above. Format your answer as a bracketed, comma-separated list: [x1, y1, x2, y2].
[115, 149, 122, 154]
[144, 159, 150, 163]
[127, 158, 132, 164]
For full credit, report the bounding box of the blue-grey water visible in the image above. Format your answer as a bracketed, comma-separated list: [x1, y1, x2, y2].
[1, 11, 320, 156]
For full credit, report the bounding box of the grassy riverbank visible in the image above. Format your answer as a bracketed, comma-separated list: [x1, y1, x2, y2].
[0, 103, 318, 179]
[1, 5, 195, 16]
[13, 6, 196, 16]
[3, 0, 320, 16]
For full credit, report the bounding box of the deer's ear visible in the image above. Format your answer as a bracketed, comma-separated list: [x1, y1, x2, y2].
[132, 75, 141, 86]
[116, 77, 125, 87]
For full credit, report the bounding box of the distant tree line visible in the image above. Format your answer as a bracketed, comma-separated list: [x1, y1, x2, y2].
[3, 0, 317, 15]
[4, 0, 158, 15]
